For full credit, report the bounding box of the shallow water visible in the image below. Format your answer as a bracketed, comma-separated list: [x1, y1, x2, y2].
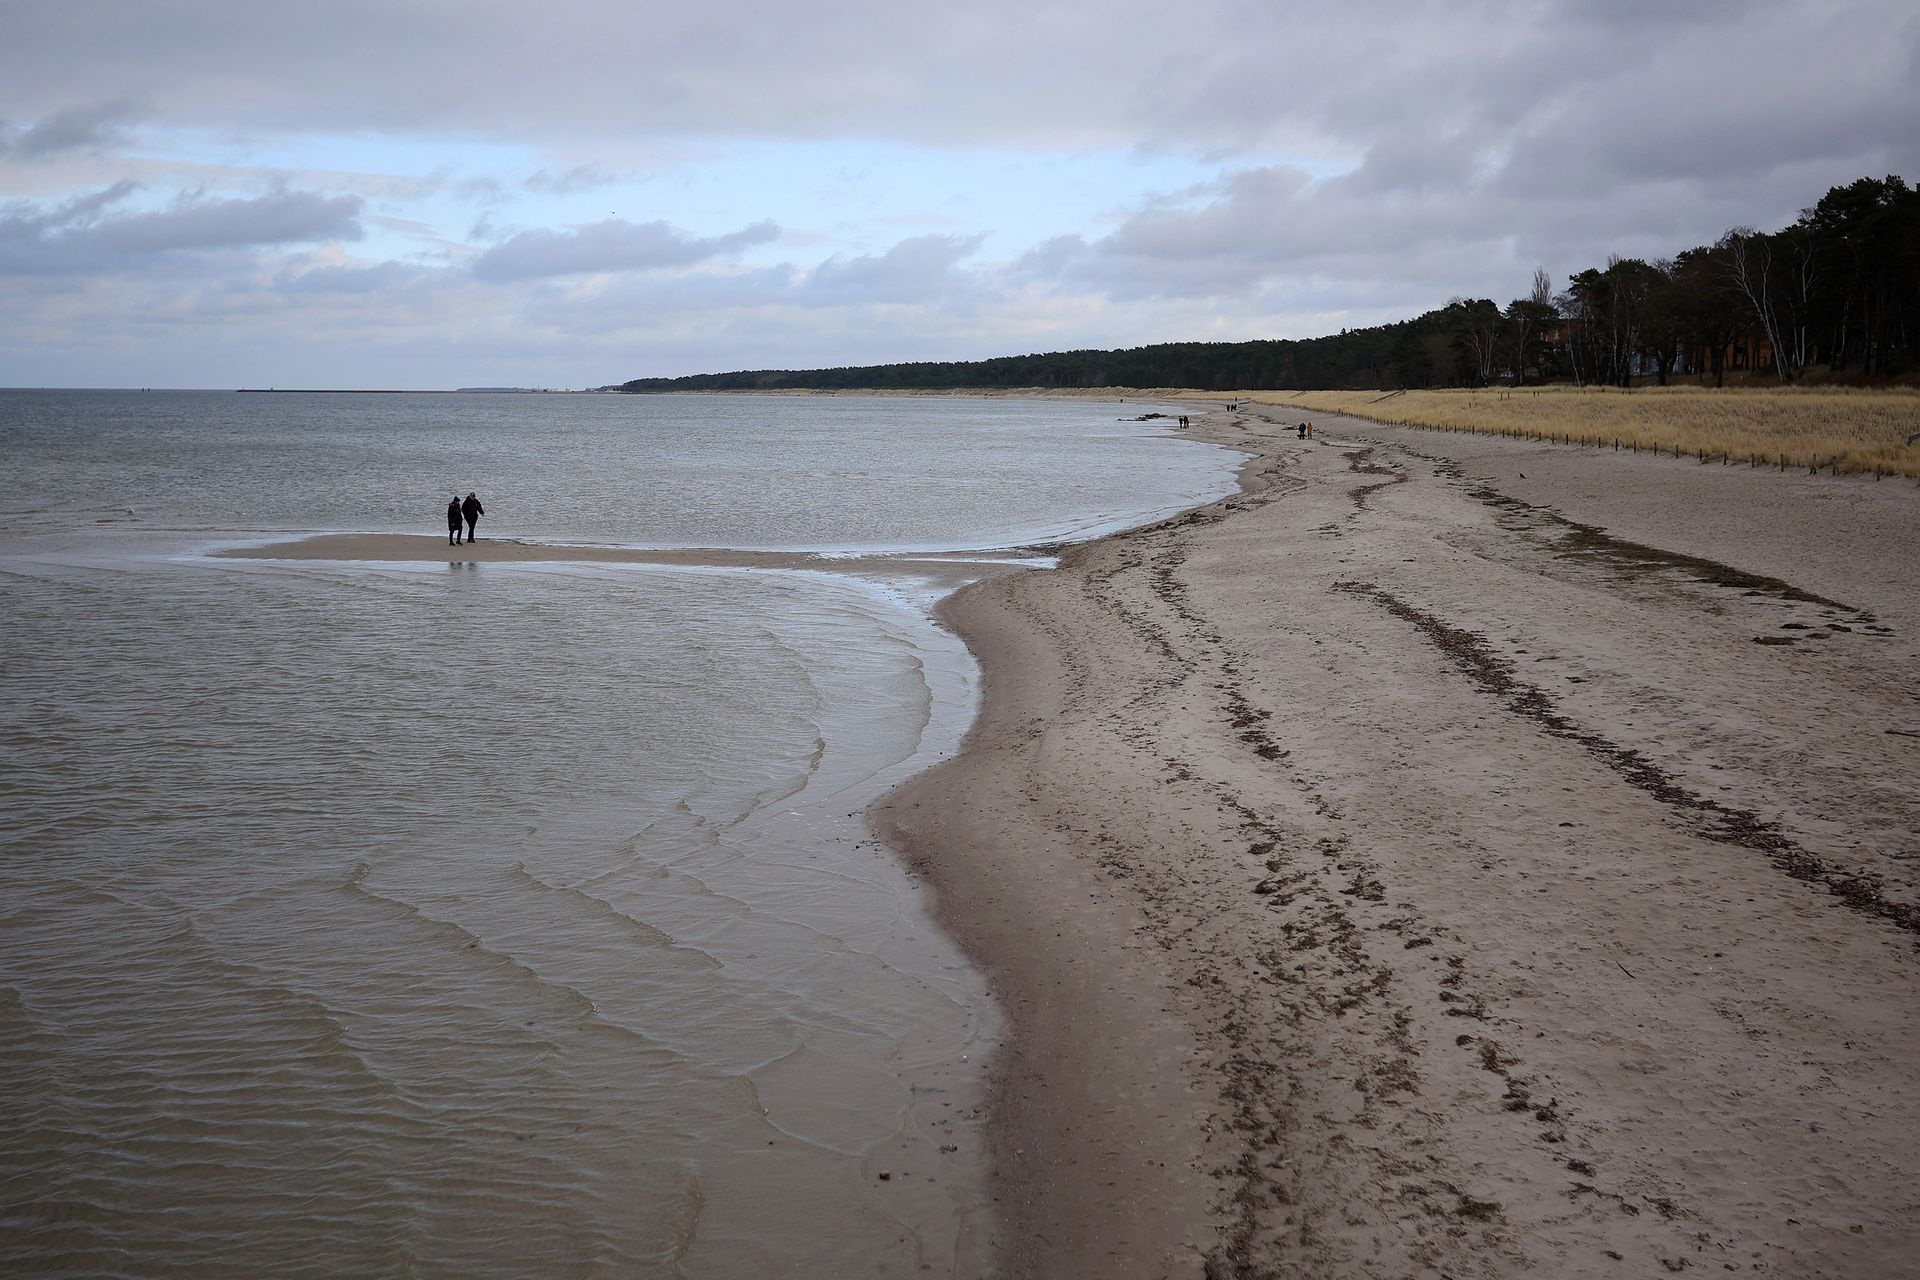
[0, 391, 1237, 1277]
[3, 390, 1218, 550]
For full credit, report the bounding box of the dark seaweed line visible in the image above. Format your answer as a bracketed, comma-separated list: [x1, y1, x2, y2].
[1331, 581, 1919, 943]
[1458, 478, 1860, 614]
[1385, 440, 1864, 615]
[1341, 446, 1408, 510]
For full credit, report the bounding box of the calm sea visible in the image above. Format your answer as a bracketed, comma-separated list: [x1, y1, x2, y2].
[0, 390, 1237, 1278]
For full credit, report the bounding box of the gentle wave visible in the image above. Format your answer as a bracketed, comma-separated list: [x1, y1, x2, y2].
[0, 391, 1237, 1276]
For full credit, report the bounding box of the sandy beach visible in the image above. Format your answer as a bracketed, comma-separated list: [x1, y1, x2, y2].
[876, 405, 1920, 1277]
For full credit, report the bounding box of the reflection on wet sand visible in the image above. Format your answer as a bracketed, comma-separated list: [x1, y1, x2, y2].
[224, 531, 1049, 590]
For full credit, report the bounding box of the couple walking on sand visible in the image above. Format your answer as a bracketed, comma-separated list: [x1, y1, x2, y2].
[447, 492, 484, 545]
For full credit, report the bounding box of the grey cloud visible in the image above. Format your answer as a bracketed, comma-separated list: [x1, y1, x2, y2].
[518, 265, 802, 334]
[82, 190, 362, 253]
[1101, 168, 1309, 262]
[0, 1, 1617, 148]
[3, 6, 1914, 304]
[0, 183, 364, 275]
[1016, 20, 1920, 317]
[0, 251, 1403, 389]
[470, 218, 779, 281]
[365, 214, 440, 237]
[1018, 163, 1547, 304]
[275, 260, 435, 295]
[1339, 132, 1485, 198]
[1016, 235, 1089, 279]
[20, 179, 144, 227]
[450, 177, 509, 204]
[4, 0, 1915, 176]
[0, 100, 141, 158]
[513, 232, 993, 333]
[1494, 28, 1920, 197]
[805, 234, 985, 304]
[502, 231, 997, 336]
[2, 0, 1916, 382]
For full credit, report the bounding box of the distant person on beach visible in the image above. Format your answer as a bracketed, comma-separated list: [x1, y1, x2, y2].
[447, 496, 463, 545]
[1297, 422, 1307, 439]
[461, 492, 484, 542]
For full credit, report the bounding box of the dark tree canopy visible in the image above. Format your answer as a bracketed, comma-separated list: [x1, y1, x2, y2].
[616, 175, 1920, 393]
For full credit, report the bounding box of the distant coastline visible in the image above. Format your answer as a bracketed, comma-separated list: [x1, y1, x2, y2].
[233, 387, 610, 394]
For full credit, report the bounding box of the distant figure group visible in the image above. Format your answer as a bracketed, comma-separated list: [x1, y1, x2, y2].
[1296, 421, 1315, 439]
[447, 492, 484, 545]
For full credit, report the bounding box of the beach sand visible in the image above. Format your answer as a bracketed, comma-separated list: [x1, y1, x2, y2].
[875, 406, 1920, 1277]
[216, 532, 1026, 591]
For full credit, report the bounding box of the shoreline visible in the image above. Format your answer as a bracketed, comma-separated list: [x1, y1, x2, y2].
[876, 404, 1920, 1275]
[2, 393, 1246, 1277]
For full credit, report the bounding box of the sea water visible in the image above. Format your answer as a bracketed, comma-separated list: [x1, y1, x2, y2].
[0, 390, 1237, 1277]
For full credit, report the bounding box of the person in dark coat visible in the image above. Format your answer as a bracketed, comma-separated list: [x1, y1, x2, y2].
[447, 496, 464, 545]
[461, 492, 484, 543]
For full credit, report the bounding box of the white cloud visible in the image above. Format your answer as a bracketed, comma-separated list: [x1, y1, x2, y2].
[470, 218, 779, 281]
[0, 183, 363, 275]
[524, 165, 624, 195]
[805, 234, 986, 305]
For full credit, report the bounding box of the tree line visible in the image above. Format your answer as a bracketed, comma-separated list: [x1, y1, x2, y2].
[617, 174, 1919, 393]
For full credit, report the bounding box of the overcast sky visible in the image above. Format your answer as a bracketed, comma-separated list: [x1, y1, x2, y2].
[2, 0, 1915, 388]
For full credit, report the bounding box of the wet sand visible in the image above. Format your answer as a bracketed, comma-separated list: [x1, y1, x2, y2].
[217, 532, 1032, 591]
[875, 406, 1920, 1276]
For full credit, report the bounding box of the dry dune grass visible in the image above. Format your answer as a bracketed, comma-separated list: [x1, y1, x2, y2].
[1191, 386, 1920, 480]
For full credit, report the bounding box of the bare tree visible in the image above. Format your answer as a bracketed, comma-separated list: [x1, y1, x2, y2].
[1553, 281, 1588, 386]
[1505, 268, 1554, 384]
[1457, 300, 1502, 386]
[1722, 229, 1806, 381]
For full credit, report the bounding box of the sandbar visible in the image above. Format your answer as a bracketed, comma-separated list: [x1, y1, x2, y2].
[216, 532, 1032, 590]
